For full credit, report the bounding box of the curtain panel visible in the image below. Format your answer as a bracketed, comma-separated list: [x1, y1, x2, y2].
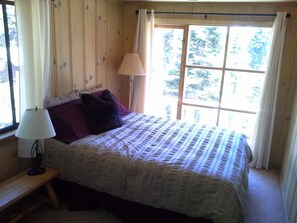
[15, 0, 52, 157]
[132, 9, 155, 113]
[15, 0, 52, 113]
[251, 12, 287, 169]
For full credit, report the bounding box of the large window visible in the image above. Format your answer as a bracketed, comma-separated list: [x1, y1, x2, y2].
[152, 24, 272, 139]
[0, 1, 19, 133]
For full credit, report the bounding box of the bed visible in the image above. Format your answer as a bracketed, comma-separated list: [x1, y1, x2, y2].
[42, 88, 252, 223]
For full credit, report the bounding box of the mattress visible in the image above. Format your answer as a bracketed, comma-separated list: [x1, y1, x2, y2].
[43, 112, 252, 223]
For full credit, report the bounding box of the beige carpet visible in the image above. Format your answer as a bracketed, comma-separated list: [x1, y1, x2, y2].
[20, 168, 286, 223]
[244, 168, 286, 223]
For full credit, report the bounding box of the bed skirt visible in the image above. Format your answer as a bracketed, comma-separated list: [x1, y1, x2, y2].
[52, 178, 213, 223]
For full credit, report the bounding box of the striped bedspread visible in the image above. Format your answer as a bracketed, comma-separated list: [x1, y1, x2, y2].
[43, 112, 252, 223]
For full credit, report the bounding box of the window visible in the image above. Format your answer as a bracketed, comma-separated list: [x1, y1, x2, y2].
[0, 1, 19, 133]
[152, 24, 272, 139]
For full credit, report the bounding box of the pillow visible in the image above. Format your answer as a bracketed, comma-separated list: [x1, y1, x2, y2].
[48, 99, 89, 144]
[81, 90, 123, 134]
[43, 87, 130, 116]
[115, 97, 130, 116]
[43, 86, 104, 108]
[43, 91, 80, 108]
[92, 90, 130, 116]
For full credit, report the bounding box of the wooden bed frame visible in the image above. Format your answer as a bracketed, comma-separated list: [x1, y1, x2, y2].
[52, 178, 213, 223]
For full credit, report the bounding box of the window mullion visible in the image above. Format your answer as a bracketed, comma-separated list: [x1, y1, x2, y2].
[217, 26, 230, 126]
[185, 64, 265, 74]
[176, 25, 188, 120]
[182, 102, 257, 114]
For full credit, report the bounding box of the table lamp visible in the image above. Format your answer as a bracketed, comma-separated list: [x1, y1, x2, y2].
[118, 53, 145, 109]
[15, 107, 56, 175]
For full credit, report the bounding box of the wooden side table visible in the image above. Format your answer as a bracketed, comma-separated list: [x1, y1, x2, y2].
[0, 167, 59, 222]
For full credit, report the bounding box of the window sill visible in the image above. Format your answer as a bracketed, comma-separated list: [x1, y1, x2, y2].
[0, 130, 17, 146]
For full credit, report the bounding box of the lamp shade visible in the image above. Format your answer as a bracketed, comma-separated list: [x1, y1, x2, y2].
[118, 53, 145, 76]
[15, 108, 56, 139]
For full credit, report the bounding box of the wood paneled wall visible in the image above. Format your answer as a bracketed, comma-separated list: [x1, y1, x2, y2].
[0, 138, 30, 182]
[122, 1, 297, 167]
[281, 88, 297, 223]
[51, 0, 124, 100]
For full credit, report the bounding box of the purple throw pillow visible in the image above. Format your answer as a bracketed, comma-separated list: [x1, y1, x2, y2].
[48, 99, 89, 144]
[92, 90, 130, 116]
[81, 90, 123, 135]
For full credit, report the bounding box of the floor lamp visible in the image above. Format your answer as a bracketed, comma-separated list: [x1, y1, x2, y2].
[118, 53, 145, 110]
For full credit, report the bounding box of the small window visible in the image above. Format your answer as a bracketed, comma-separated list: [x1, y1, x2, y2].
[0, 1, 19, 133]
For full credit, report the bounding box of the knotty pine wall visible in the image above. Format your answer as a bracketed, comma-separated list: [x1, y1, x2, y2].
[282, 91, 297, 223]
[51, 0, 125, 101]
[0, 137, 30, 182]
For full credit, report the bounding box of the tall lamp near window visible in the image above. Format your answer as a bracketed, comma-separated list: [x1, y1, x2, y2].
[118, 53, 145, 110]
[15, 108, 56, 175]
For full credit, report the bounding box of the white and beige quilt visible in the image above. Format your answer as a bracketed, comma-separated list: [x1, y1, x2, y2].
[43, 112, 252, 223]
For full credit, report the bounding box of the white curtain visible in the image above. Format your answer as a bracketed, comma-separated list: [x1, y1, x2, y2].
[15, 0, 52, 113]
[251, 12, 287, 169]
[132, 9, 155, 113]
[15, 0, 52, 157]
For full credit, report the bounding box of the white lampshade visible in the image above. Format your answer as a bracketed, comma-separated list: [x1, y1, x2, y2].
[15, 108, 56, 140]
[118, 53, 145, 76]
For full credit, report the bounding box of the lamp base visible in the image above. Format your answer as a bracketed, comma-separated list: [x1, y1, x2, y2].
[27, 167, 46, 176]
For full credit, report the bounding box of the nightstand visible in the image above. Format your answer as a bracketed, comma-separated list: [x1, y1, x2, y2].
[0, 167, 59, 222]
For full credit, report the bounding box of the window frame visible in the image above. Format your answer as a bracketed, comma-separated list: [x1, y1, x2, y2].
[154, 20, 272, 134]
[182, 25, 269, 126]
[0, 0, 18, 134]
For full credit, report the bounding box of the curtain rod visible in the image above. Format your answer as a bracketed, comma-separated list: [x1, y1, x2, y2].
[135, 10, 291, 18]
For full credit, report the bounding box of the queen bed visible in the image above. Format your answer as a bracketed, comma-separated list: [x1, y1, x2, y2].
[42, 88, 252, 223]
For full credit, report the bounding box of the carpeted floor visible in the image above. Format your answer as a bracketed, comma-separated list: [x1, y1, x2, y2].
[20, 168, 287, 223]
[244, 168, 286, 223]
